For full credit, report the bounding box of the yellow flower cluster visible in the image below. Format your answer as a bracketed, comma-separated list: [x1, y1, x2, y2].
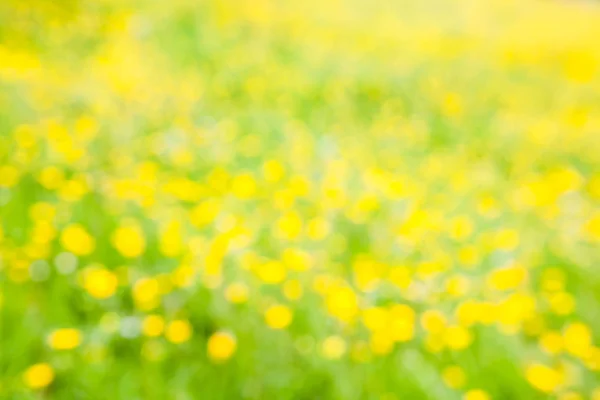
[2, 0, 600, 398]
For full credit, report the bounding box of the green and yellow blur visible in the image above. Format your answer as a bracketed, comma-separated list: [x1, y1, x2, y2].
[1, 0, 600, 398]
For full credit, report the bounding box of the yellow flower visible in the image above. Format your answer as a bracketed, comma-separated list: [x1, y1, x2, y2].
[445, 275, 470, 297]
[501, 292, 537, 324]
[23, 363, 54, 389]
[0, 165, 20, 187]
[29, 202, 56, 221]
[443, 365, 466, 389]
[165, 320, 192, 344]
[526, 363, 563, 393]
[458, 246, 479, 268]
[276, 211, 302, 240]
[420, 310, 447, 334]
[60, 224, 95, 256]
[487, 263, 527, 291]
[48, 328, 82, 350]
[142, 315, 165, 337]
[225, 282, 249, 304]
[442, 92, 462, 117]
[388, 266, 411, 289]
[541, 268, 565, 292]
[263, 159, 285, 182]
[283, 279, 303, 301]
[463, 389, 490, 400]
[112, 223, 146, 258]
[288, 176, 310, 197]
[353, 258, 385, 291]
[389, 305, 416, 342]
[494, 229, 520, 250]
[231, 173, 257, 199]
[445, 326, 473, 350]
[306, 217, 330, 240]
[370, 331, 394, 355]
[38, 166, 65, 190]
[159, 220, 183, 257]
[265, 304, 293, 329]
[255, 261, 286, 284]
[559, 392, 583, 400]
[563, 322, 592, 357]
[82, 266, 118, 299]
[58, 178, 89, 201]
[190, 199, 220, 227]
[424, 333, 445, 354]
[132, 277, 160, 310]
[326, 286, 359, 323]
[207, 331, 237, 363]
[362, 307, 388, 332]
[585, 213, 600, 241]
[549, 292, 575, 315]
[282, 248, 312, 271]
[539, 331, 563, 355]
[448, 216, 473, 240]
[350, 341, 371, 363]
[321, 335, 347, 360]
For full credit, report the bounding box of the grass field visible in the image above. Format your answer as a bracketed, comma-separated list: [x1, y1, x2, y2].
[1, 0, 600, 398]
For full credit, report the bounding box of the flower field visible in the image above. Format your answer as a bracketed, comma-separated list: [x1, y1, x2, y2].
[1, 0, 600, 398]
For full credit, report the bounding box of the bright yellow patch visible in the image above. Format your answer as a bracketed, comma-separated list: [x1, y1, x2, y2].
[60, 224, 95, 256]
[207, 331, 237, 362]
[82, 266, 118, 299]
[321, 335, 347, 360]
[142, 315, 166, 337]
[526, 363, 563, 393]
[165, 320, 192, 344]
[48, 328, 82, 350]
[112, 223, 146, 258]
[23, 363, 54, 389]
[265, 304, 293, 329]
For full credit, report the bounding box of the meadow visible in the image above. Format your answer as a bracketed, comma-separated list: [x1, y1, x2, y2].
[1, 0, 600, 398]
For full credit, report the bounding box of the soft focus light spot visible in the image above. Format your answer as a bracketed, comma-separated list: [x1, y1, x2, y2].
[443, 365, 466, 389]
[142, 315, 166, 337]
[225, 282, 249, 304]
[23, 363, 54, 389]
[463, 389, 490, 400]
[112, 223, 146, 258]
[165, 320, 192, 344]
[82, 266, 118, 299]
[48, 328, 82, 350]
[526, 363, 563, 393]
[207, 331, 237, 363]
[265, 304, 293, 329]
[60, 224, 95, 256]
[321, 335, 347, 360]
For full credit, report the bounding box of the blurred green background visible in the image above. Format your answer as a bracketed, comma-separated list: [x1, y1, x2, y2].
[1, 0, 600, 399]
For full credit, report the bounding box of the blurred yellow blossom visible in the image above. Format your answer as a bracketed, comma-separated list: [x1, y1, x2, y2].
[82, 266, 118, 299]
[265, 304, 293, 329]
[526, 363, 563, 393]
[225, 282, 249, 304]
[207, 331, 237, 363]
[321, 336, 347, 360]
[112, 223, 146, 258]
[142, 315, 166, 337]
[165, 320, 192, 344]
[443, 365, 466, 389]
[463, 389, 490, 400]
[48, 328, 82, 350]
[23, 363, 54, 389]
[60, 224, 95, 256]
